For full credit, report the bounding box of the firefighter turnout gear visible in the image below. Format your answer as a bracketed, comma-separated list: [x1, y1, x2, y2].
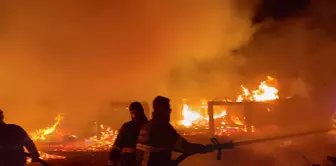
[108, 101, 148, 166]
[0, 110, 3, 122]
[109, 121, 145, 166]
[0, 122, 40, 166]
[136, 119, 212, 166]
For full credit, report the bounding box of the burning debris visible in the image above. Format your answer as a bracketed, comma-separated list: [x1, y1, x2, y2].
[83, 124, 118, 151]
[28, 114, 119, 162]
[41, 124, 118, 152]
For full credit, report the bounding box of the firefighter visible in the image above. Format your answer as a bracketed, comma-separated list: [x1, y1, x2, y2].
[136, 96, 234, 166]
[108, 101, 148, 166]
[0, 109, 40, 166]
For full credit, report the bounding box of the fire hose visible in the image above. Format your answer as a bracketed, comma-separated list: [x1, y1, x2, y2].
[173, 128, 334, 166]
[25, 152, 50, 166]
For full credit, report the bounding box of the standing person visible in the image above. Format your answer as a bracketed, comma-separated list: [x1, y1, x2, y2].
[0, 109, 40, 166]
[108, 102, 148, 166]
[136, 96, 234, 166]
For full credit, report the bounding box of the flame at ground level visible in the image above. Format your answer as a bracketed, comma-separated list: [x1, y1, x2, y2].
[28, 115, 119, 162]
[31, 114, 63, 141]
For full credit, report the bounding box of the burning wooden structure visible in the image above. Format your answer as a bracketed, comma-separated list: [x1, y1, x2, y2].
[207, 100, 276, 136]
[207, 97, 333, 137]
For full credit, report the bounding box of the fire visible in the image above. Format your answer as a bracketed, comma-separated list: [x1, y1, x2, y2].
[237, 76, 279, 102]
[230, 116, 244, 126]
[179, 103, 227, 127]
[26, 114, 67, 162]
[85, 124, 118, 150]
[34, 123, 118, 152]
[180, 104, 203, 127]
[179, 76, 279, 131]
[31, 114, 63, 141]
[26, 115, 119, 162]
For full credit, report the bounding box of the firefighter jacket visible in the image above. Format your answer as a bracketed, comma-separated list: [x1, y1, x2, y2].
[0, 123, 40, 166]
[109, 120, 146, 166]
[136, 119, 206, 166]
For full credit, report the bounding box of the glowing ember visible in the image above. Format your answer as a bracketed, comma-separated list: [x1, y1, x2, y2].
[38, 124, 118, 152]
[85, 124, 118, 150]
[31, 114, 63, 141]
[30, 113, 119, 153]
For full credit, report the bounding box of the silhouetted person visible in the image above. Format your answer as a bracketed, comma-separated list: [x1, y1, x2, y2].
[0, 109, 40, 166]
[108, 102, 148, 166]
[136, 96, 233, 166]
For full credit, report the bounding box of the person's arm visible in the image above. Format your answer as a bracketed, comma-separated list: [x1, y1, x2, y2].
[20, 128, 40, 160]
[173, 134, 209, 153]
[108, 124, 125, 166]
[169, 124, 212, 154]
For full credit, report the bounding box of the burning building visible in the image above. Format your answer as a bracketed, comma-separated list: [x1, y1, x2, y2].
[176, 75, 333, 138]
[175, 76, 280, 136]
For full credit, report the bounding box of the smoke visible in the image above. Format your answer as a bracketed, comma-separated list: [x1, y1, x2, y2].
[163, 0, 260, 100]
[239, 0, 336, 96]
[0, 0, 260, 129]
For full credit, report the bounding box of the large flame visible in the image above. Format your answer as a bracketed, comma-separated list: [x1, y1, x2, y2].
[179, 103, 227, 127]
[179, 76, 279, 132]
[31, 114, 63, 141]
[28, 114, 67, 162]
[180, 104, 204, 127]
[237, 76, 279, 102]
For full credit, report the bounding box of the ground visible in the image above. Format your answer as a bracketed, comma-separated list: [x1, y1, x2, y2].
[28, 133, 336, 166]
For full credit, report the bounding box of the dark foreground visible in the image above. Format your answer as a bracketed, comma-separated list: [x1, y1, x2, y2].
[29, 133, 336, 166]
